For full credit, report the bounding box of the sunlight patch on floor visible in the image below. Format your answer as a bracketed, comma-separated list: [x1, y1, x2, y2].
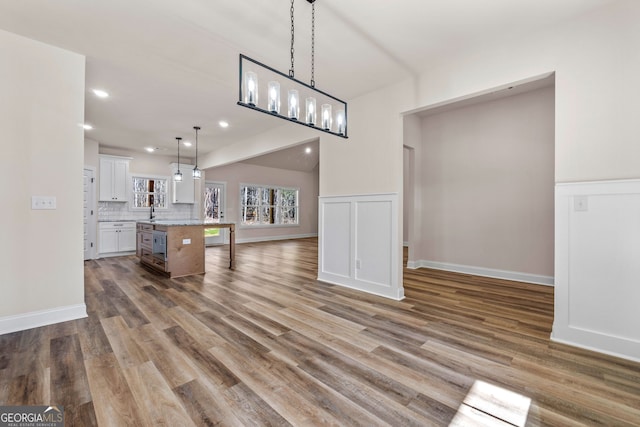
[449, 380, 531, 426]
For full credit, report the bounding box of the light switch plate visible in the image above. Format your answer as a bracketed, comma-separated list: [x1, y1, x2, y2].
[31, 196, 57, 210]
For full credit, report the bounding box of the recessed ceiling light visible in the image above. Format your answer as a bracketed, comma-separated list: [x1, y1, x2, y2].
[145, 147, 156, 153]
[219, 120, 229, 128]
[82, 124, 93, 130]
[183, 141, 192, 147]
[305, 147, 312, 154]
[92, 89, 109, 98]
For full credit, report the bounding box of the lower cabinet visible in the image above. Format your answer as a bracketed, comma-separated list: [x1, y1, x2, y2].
[99, 222, 136, 255]
[137, 223, 168, 273]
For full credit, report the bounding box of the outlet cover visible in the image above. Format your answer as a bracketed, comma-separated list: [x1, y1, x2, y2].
[574, 195, 588, 212]
[31, 196, 57, 210]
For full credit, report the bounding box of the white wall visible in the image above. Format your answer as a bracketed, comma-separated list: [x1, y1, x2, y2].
[411, 86, 555, 283]
[84, 138, 100, 169]
[0, 29, 86, 332]
[206, 162, 318, 242]
[413, 1, 640, 183]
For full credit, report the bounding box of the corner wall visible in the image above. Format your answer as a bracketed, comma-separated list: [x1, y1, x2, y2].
[0, 29, 86, 332]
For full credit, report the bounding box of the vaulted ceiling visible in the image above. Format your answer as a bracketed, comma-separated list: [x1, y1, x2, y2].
[0, 0, 616, 160]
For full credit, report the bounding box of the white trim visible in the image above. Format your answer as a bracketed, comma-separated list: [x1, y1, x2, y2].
[84, 166, 97, 260]
[129, 174, 170, 211]
[551, 330, 640, 364]
[204, 180, 228, 245]
[0, 304, 87, 335]
[235, 233, 317, 244]
[317, 276, 405, 301]
[98, 251, 136, 258]
[407, 259, 554, 286]
[318, 193, 403, 300]
[239, 182, 300, 227]
[554, 178, 640, 363]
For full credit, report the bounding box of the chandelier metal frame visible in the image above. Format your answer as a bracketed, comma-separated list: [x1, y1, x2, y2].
[237, 0, 348, 138]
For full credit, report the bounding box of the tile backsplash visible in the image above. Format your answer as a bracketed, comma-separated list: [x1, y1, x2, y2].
[98, 201, 199, 222]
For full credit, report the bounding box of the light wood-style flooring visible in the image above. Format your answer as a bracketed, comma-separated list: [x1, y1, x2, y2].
[1, 238, 639, 426]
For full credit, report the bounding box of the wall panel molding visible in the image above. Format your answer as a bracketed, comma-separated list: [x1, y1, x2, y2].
[554, 179, 640, 363]
[318, 193, 403, 300]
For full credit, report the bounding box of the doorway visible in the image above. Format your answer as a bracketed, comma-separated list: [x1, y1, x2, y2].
[203, 181, 227, 245]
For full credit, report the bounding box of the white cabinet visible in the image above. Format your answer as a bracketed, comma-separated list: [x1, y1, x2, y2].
[99, 222, 136, 255]
[171, 163, 195, 204]
[99, 155, 130, 202]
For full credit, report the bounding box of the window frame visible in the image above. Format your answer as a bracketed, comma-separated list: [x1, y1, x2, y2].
[130, 174, 170, 211]
[239, 183, 300, 228]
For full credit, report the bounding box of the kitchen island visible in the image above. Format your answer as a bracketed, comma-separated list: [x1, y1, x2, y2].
[136, 220, 235, 278]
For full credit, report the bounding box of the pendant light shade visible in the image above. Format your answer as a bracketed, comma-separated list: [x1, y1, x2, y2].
[174, 137, 183, 182]
[192, 126, 201, 179]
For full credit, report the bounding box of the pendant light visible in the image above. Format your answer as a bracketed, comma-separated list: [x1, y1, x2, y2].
[174, 137, 183, 182]
[237, 0, 347, 138]
[192, 126, 202, 179]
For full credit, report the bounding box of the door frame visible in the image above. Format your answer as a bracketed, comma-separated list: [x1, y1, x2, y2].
[204, 180, 228, 245]
[84, 166, 97, 260]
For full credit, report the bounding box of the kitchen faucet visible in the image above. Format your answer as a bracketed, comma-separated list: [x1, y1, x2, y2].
[150, 204, 155, 220]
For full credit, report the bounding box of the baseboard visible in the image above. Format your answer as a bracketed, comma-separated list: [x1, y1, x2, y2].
[406, 259, 554, 286]
[551, 327, 640, 364]
[317, 275, 405, 301]
[0, 304, 87, 335]
[236, 233, 317, 244]
[98, 251, 135, 258]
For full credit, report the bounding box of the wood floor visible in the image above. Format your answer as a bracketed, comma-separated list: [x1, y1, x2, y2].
[1, 238, 639, 426]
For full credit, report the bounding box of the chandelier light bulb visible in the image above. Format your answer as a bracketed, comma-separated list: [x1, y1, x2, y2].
[306, 97, 316, 125]
[268, 81, 280, 114]
[336, 110, 346, 135]
[321, 104, 332, 131]
[288, 89, 299, 120]
[244, 71, 258, 106]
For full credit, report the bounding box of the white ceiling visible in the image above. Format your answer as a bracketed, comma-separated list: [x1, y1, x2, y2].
[241, 140, 319, 172]
[0, 0, 616, 164]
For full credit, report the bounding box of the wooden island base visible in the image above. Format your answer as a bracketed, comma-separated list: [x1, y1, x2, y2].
[137, 221, 235, 278]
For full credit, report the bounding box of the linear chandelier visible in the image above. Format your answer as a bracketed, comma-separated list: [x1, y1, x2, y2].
[237, 0, 348, 138]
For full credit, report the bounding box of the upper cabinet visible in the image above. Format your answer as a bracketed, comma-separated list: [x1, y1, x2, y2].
[171, 163, 195, 204]
[99, 155, 131, 202]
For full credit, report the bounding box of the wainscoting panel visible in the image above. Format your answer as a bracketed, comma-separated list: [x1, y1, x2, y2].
[319, 201, 352, 279]
[318, 193, 403, 300]
[554, 179, 640, 362]
[355, 200, 393, 286]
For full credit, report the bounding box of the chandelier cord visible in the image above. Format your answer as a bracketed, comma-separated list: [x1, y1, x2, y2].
[194, 126, 199, 167]
[289, 0, 295, 78]
[311, 2, 315, 87]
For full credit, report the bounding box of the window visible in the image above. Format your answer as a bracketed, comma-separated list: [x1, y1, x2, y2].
[240, 185, 298, 226]
[132, 176, 168, 209]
